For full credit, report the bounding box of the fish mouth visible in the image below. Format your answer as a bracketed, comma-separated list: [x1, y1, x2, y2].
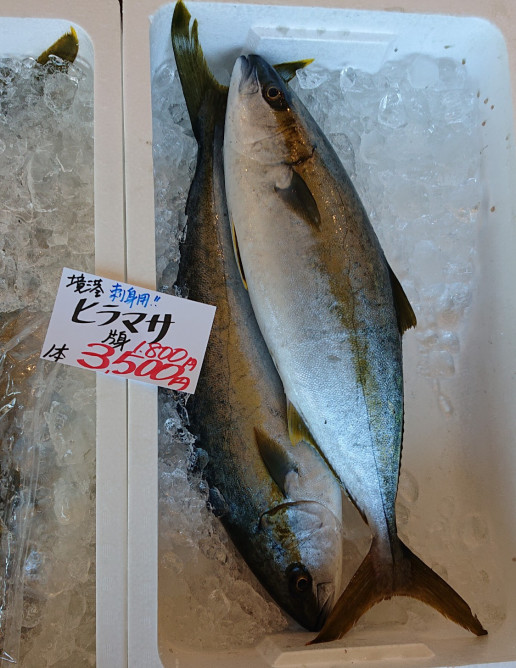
[315, 581, 335, 630]
[237, 55, 259, 95]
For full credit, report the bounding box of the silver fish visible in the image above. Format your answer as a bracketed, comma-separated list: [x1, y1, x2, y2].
[171, 2, 343, 631]
[223, 53, 487, 642]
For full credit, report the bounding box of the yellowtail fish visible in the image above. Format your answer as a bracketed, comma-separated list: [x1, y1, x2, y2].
[223, 53, 487, 642]
[171, 1, 343, 631]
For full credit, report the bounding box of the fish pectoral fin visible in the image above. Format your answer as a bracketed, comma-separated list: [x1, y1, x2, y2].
[388, 265, 417, 334]
[230, 219, 248, 290]
[275, 169, 321, 229]
[273, 59, 314, 84]
[171, 0, 228, 139]
[37, 27, 79, 65]
[255, 427, 297, 498]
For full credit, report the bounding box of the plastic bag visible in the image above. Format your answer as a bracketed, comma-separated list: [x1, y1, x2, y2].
[0, 310, 49, 663]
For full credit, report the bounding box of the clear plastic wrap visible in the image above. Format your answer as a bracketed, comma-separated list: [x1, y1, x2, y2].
[0, 310, 50, 662]
[0, 47, 95, 665]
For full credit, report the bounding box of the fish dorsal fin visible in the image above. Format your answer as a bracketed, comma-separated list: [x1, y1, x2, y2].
[172, 1, 227, 139]
[37, 27, 79, 65]
[275, 169, 321, 229]
[388, 265, 417, 334]
[254, 427, 297, 497]
[274, 59, 314, 83]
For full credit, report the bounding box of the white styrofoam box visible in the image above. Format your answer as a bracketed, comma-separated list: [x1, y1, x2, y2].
[0, 2, 126, 666]
[123, 0, 516, 666]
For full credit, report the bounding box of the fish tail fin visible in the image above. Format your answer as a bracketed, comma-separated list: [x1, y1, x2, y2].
[171, 1, 314, 136]
[171, 0, 227, 139]
[37, 27, 79, 65]
[396, 539, 487, 636]
[308, 536, 487, 644]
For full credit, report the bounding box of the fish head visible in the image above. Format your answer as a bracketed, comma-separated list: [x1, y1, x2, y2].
[257, 500, 342, 631]
[225, 54, 313, 166]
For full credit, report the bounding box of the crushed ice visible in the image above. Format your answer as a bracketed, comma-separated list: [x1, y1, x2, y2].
[0, 54, 95, 666]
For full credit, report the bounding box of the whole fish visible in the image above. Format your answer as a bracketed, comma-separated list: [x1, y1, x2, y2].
[171, 1, 344, 631]
[223, 54, 487, 641]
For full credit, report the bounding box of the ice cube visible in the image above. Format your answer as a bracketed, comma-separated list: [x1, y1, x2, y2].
[296, 66, 328, 90]
[152, 58, 176, 95]
[340, 65, 357, 92]
[408, 55, 439, 89]
[378, 89, 407, 128]
[43, 71, 78, 113]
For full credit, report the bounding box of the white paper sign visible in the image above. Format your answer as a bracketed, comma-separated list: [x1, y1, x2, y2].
[41, 268, 216, 394]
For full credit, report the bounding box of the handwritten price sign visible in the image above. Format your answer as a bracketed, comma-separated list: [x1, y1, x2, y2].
[41, 268, 216, 393]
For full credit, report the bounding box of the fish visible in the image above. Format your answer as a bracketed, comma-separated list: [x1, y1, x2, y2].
[170, 1, 344, 631]
[223, 53, 487, 642]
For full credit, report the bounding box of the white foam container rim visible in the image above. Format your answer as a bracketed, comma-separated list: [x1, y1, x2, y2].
[0, 2, 127, 667]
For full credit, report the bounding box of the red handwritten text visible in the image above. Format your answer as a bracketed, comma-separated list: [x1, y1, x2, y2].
[77, 340, 197, 390]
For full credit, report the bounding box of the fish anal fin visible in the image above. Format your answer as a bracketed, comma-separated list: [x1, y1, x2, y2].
[388, 265, 417, 334]
[254, 426, 297, 497]
[309, 536, 487, 644]
[37, 27, 79, 65]
[287, 400, 317, 448]
[275, 169, 321, 229]
[273, 59, 314, 83]
[287, 399, 348, 489]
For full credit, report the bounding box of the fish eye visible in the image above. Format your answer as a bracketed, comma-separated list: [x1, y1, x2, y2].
[262, 83, 288, 110]
[295, 574, 311, 592]
[266, 85, 281, 101]
[286, 563, 313, 596]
